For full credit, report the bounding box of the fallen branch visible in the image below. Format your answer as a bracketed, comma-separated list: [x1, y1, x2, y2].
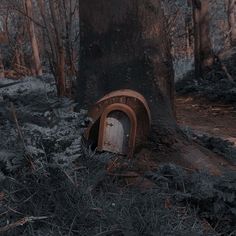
[0, 216, 49, 234]
[0, 81, 22, 89]
[95, 229, 123, 236]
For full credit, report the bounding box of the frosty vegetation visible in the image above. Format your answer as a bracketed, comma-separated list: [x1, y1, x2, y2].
[0, 78, 235, 236]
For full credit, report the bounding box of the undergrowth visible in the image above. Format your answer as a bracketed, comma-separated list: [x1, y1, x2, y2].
[0, 77, 235, 235]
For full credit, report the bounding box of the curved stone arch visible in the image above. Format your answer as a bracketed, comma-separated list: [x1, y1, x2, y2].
[97, 103, 137, 157]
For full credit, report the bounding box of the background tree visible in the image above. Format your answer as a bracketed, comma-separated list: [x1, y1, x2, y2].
[24, 0, 42, 76]
[37, 0, 80, 96]
[0, 49, 4, 77]
[192, 0, 213, 78]
[0, 0, 79, 96]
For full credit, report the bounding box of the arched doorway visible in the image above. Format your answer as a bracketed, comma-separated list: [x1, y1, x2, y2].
[103, 110, 131, 154]
[98, 103, 137, 157]
[85, 90, 151, 157]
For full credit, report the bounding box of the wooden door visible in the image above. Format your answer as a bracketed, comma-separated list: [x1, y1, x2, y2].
[103, 110, 131, 154]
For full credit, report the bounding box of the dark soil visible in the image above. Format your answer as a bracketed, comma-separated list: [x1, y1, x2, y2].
[177, 95, 236, 165]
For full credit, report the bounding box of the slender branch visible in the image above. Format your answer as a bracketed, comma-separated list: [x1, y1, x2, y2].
[0, 6, 45, 29]
[10, 102, 36, 170]
[0, 216, 50, 233]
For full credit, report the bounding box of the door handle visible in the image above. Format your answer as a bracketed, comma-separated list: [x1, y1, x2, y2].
[106, 122, 114, 127]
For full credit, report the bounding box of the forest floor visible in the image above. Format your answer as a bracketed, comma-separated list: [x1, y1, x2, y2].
[175, 95, 236, 170]
[174, 67, 236, 171]
[0, 77, 236, 235]
[176, 95, 236, 145]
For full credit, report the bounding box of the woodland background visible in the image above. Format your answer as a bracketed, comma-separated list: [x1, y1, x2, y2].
[0, 0, 236, 236]
[0, 0, 235, 89]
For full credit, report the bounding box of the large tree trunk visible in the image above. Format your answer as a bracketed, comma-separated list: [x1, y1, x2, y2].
[78, 0, 230, 174]
[79, 0, 176, 143]
[192, 0, 213, 78]
[25, 0, 43, 76]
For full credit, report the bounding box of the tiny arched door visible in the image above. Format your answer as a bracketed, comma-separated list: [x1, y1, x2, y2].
[103, 110, 131, 155]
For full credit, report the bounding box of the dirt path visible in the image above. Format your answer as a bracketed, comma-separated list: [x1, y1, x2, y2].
[176, 96, 236, 145]
[112, 96, 236, 180]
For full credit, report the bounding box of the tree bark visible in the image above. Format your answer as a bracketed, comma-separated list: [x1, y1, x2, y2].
[192, 0, 213, 78]
[79, 0, 176, 143]
[192, 0, 201, 78]
[185, 16, 192, 58]
[25, 0, 43, 76]
[0, 50, 4, 78]
[57, 46, 66, 96]
[227, 0, 236, 46]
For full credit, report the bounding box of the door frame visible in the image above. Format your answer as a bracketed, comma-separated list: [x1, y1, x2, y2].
[97, 103, 137, 157]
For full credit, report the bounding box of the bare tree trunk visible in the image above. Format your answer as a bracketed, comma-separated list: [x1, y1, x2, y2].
[57, 47, 66, 96]
[192, 0, 213, 78]
[25, 0, 43, 76]
[227, 0, 236, 46]
[14, 51, 25, 68]
[192, 0, 202, 78]
[48, 0, 66, 96]
[13, 34, 26, 70]
[199, 0, 213, 69]
[37, 0, 56, 75]
[0, 50, 4, 78]
[36, 0, 79, 96]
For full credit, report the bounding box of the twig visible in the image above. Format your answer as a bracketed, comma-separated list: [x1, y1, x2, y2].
[10, 102, 25, 145]
[95, 229, 123, 236]
[0, 216, 49, 234]
[7, 206, 24, 216]
[68, 215, 77, 236]
[106, 157, 119, 172]
[221, 64, 234, 81]
[0, 81, 22, 89]
[10, 102, 35, 170]
[229, 230, 236, 236]
[61, 168, 75, 186]
[0, 7, 45, 29]
[107, 172, 139, 177]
